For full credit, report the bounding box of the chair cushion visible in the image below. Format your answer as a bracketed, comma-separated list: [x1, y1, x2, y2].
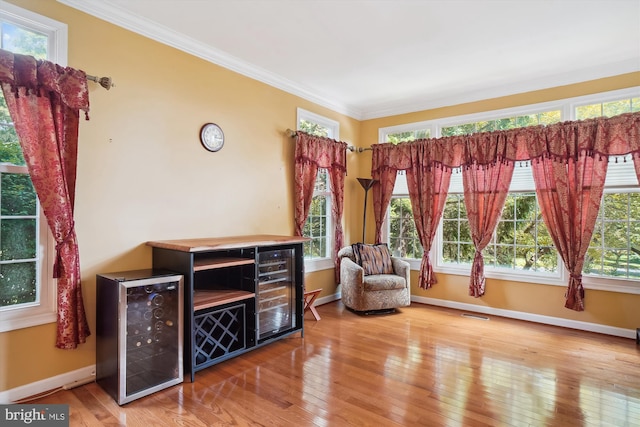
[363, 274, 406, 291]
[352, 243, 394, 276]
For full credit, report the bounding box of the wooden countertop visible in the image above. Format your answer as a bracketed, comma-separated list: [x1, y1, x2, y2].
[146, 234, 310, 253]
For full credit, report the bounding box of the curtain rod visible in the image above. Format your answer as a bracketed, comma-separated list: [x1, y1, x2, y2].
[285, 128, 371, 152]
[86, 74, 114, 90]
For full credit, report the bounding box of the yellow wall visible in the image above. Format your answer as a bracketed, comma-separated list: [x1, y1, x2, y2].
[1, 0, 639, 395]
[0, 0, 358, 392]
[360, 71, 640, 330]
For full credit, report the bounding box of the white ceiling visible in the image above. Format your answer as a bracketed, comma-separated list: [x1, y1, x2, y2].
[59, 0, 640, 120]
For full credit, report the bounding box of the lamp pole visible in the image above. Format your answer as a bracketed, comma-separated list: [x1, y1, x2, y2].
[357, 178, 377, 243]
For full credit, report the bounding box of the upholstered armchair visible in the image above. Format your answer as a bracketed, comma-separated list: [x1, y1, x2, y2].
[338, 244, 411, 313]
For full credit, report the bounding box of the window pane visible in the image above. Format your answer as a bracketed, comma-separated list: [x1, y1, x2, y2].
[299, 119, 329, 137]
[537, 247, 558, 272]
[603, 100, 631, 117]
[495, 117, 515, 130]
[495, 246, 514, 268]
[576, 104, 602, 120]
[515, 114, 538, 128]
[1, 173, 36, 215]
[459, 244, 475, 264]
[442, 220, 459, 241]
[442, 123, 475, 136]
[476, 121, 494, 133]
[389, 197, 423, 258]
[387, 129, 430, 144]
[538, 111, 561, 125]
[442, 242, 459, 263]
[585, 191, 639, 279]
[1, 218, 36, 260]
[0, 22, 47, 59]
[459, 221, 471, 243]
[0, 262, 36, 307]
[483, 244, 496, 266]
[496, 221, 514, 244]
[1, 93, 28, 166]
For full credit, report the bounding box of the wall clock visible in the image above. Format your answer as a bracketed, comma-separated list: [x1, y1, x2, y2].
[200, 123, 224, 152]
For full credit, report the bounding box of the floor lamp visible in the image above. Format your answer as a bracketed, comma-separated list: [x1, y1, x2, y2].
[357, 178, 377, 243]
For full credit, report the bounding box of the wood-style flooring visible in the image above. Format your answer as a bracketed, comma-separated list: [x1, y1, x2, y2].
[30, 302, 640, 426]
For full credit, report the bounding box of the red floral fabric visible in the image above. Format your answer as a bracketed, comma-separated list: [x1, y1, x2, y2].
[463, 133, 514, 297]
[371, 112, 640, 310]
[294, 132, 347, 282]
[0, 49, 90, 348]
[528, 122, 608, 311]
[371, 144, 402, 244]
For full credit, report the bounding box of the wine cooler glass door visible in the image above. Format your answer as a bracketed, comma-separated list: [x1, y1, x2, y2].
[257, 249, 295, 341]
[119, 277, 183, 403]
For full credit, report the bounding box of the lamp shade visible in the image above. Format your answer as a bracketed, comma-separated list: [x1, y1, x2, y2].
[357, 178, 376, 191]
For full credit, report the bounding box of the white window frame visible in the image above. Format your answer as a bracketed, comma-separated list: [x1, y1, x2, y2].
[0, 1, 66, 332]
[378, 86, 640, 294]
[296, 108, 339, 273]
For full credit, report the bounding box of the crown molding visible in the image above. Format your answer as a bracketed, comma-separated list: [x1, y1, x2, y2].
[360, 58, 640, 120]
[56, 0, 364, 119]
[56, 1, 639, 122]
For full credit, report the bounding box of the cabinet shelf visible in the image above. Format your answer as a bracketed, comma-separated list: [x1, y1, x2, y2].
[193, 289, 255, 311]
[194, 257, 254, 272]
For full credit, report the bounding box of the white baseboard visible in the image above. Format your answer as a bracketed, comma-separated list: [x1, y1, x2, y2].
[0, 365, 96, 404]
[411, 295, 636, 339]
[314, 291, 340, 307]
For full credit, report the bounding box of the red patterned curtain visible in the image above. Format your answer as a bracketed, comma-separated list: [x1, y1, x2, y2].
[370, 112, 640, 309]
[371, 144, 402, 243]
[405, 143, 452, 289]
[0, 49, 90, 348]
[463, 133, 515, 297]
[294, 132, 347, 282]
[528, 122, 608, 311]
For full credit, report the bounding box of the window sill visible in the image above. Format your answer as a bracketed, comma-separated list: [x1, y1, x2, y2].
[426, 262, 640, 294]
[0, 310, 56, 333]
[304, 257, 334, 273]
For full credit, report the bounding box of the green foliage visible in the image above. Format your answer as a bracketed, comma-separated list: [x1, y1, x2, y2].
[0, 263, 36, 307]
[389, 198, 423, 258]
[303, 195, 327, 258]
[299, 120, 329, 138]
[584, 193, 640, 278]
[387, 129, 430, 144]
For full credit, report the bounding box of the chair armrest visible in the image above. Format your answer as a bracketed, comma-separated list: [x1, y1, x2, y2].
[391, 257, 411, 288]
[340, 257, 364, 289]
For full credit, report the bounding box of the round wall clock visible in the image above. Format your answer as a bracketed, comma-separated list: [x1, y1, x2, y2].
[200, 123, 224, 152]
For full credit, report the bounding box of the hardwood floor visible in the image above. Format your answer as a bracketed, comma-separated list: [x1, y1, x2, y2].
[31, 302, 640, 426]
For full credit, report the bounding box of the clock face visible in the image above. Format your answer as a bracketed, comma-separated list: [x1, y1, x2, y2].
[200, 123, 224, 152]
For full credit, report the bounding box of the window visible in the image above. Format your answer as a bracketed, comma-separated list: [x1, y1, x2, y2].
[379, 87, 640, 293]
[439, 109, 563, 282]
[0, 1, 67, 332]
[379, 123, 432, 260]
[297, 108, 339, 271]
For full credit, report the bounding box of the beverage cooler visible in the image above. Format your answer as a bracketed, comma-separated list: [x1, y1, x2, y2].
[96, 270, 183, 405]
[257, 249, 297, 341]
